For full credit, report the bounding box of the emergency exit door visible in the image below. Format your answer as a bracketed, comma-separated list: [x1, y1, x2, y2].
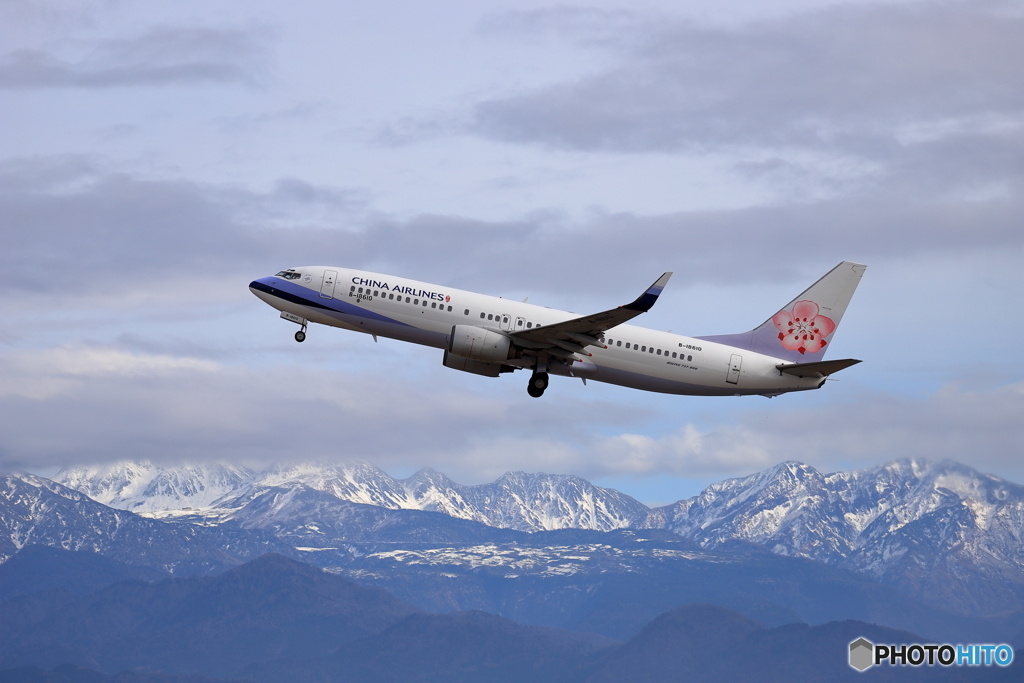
[726, 354, 743, 384]
[320, 270, 337, 299]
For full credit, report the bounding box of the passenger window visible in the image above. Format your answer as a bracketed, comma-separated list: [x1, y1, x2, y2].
[414, 299, 419, 305]
[688, 355, 692, 361]
[650, 348, 654, 353]
[448, 306, 453, 312]
[527, 322, 532, 328]
[641, 346, 646, 352]
[517, 320, 523, 326]
[374, 290, 379, 297]
[465, 309, 470, 315]
[487, 314, 493, 320]
[431, 302, 436, 308]
[657, 349, 662, 355]
[672, 352, 677, 358]
[358, 287, 363, 294]
[480, 312, 485, 318]
[405, 297, 410, 303]
[626, 343, 631, 349]
[389, 293, 394, 300]
[617, 341, 622, 347]
[423, 300, 428, 307]
[350, 286, 355, 292]
[503, 316, 509, 324]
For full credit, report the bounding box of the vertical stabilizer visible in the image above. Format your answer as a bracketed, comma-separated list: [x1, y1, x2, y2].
[697, 261, 866, 362]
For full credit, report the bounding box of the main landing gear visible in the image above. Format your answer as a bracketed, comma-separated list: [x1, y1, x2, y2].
[527, 371, 549, 398]
[294, 327, 306, 343]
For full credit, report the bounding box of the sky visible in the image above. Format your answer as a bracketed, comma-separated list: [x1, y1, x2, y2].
[1, 0, 1022, 505]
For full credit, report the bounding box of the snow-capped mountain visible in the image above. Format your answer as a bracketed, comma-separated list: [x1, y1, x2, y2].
[0, 472, 290, 571]
[640, 459, 1024, 614]
[55, 459, 649, 532]
[54, 461, 254, 512]
[9, 458, 1024, 615]
[437, 470, 650, 532]
[643, 459, 1024, 563]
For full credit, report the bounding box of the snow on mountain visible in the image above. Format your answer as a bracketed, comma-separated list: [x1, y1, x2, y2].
[54, 459, 648, 533]
[16, 457, 1024, 613]
[246, 461, 413, 509]
[0, 472, 289, 571]
[54, 461, 254, 512]
[446, 471, 650, 532]
[218, 462, 648, 532]
[644, 459, 1024, 562]
[641, 458, 1024, 614]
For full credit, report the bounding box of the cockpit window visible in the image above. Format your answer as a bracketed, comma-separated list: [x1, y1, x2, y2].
[275, 270, 302, 280]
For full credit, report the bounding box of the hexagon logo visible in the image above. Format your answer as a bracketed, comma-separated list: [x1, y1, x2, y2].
[849, 638, 874, 672]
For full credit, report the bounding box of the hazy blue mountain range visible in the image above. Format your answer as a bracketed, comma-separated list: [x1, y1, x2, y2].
[3, 552, 1019, 683]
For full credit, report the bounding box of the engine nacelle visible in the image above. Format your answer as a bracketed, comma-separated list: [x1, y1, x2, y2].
[443, 350, 511, 377]
[448, 325, 514, 362]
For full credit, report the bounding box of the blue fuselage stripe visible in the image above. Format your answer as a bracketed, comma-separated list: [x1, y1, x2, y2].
[249, 279, 413, 328]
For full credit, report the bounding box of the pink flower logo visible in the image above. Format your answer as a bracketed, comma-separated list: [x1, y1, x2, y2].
[773, 300, 835, 355]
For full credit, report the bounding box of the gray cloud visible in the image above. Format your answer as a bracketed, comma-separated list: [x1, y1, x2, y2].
[469, 3, 1024, 157]
[0, 343, 644, 479]
[590, 380, 1024, 483]
[2, 155, 1021, 308]
[3, 341, 1019, 488]
[0, 25, 272, 89]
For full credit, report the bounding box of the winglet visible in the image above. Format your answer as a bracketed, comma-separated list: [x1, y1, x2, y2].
[624, 272, 672, 312]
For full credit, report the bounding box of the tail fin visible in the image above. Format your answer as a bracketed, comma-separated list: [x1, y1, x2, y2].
[696, 261, 866, 362]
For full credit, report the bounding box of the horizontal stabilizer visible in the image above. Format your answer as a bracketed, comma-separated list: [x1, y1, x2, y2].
[776, 358, 861, 378]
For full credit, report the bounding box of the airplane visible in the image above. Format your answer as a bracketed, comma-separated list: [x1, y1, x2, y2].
[249, 261, 866, 398]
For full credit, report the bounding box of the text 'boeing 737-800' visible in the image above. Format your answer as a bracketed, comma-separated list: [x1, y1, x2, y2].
[250, 262, 866, 398]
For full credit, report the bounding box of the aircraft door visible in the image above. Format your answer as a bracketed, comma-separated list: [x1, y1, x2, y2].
[320, 270, 338, 299]
[499, 314, 512, 331]
[726, 354, 743, 385]
[514, 316, 526, 331]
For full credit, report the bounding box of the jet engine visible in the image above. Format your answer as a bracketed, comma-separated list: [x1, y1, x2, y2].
[447, 325, 515, 362]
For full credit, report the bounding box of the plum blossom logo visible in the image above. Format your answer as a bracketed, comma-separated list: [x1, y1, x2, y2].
[773, 300, 835, 355]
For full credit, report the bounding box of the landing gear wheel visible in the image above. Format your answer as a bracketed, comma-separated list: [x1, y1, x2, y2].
[294, 330, 306, 343]
[527, 372, 549, 398]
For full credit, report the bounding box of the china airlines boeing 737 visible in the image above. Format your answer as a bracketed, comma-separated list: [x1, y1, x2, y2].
[250, 262, 865, 398]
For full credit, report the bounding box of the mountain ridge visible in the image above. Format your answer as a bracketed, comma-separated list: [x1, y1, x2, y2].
[23, 457, 1024, 615]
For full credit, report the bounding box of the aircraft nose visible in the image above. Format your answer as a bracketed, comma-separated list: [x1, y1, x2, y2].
[249, 277, 275, 296]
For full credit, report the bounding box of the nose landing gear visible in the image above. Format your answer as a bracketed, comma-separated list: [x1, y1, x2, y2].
[527, 371, 549, 398]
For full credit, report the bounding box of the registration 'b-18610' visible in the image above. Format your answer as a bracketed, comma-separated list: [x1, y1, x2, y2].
[250, 262, 866, 398]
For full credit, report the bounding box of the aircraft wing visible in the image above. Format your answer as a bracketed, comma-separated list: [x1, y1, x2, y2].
[509, 272, 672, 356]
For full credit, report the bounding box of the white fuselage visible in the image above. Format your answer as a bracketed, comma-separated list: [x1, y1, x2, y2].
[250, 266, 826, 397]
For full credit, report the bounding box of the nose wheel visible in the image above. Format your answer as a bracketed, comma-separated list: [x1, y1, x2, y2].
[527, 371, 548, 398]
[295, 329, 306, 343]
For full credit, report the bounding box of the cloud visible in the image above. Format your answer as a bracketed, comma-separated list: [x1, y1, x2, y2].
[0, 156, 367, 305]
[5, 342, 1019, 490]
[2, 155, 1021, 314]
[469, 2, 1024, 157]
[0, 25, 272, 89]
[582, 381, 1024, 483]
[0, 343, 640, 477]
